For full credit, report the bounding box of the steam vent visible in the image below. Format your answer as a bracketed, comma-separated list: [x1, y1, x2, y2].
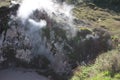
[0, 0, 120, 80]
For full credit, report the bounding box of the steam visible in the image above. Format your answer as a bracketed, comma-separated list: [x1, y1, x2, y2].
[28, 19, 47, 28]
[17, 0, 74, 24]
[17, 0, 76, 54]
[16, 0, 75, 73]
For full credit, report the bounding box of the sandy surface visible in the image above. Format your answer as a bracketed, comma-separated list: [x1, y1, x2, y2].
[0, 68, 49, 80]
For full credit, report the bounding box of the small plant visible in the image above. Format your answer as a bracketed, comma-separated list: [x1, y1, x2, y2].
[111, 35, 120, 49]
[70, 49, 120, 80]
[70, 66, 94, 80]
[78, 27, 93, 38]
[114, 73, 120, 79]
[91, 71, 112, 80]
[95, 50, 120, 73]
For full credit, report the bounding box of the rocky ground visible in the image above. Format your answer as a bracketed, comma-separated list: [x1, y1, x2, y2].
[0, 0, 119, 80]
[0, 68, 49, 80]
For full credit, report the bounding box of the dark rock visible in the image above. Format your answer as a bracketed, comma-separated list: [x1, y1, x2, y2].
[0, 4, 20, 41]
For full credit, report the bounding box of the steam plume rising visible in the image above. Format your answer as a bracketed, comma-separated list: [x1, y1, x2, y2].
[16, 0, 75, 73]
[17, 0, 74, 25]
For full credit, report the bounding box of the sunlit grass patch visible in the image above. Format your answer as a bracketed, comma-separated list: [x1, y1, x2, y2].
[0, 0, 10, 7]
[70, 50, 120, 80]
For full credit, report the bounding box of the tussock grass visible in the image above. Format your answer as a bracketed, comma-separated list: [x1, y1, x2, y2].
[0, 0, 10, 7]
[73, 4, 120, 38]
[70, 50, 120, 80]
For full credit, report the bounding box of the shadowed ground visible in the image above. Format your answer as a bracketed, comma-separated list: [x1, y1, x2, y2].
[0, 68, 49, 80]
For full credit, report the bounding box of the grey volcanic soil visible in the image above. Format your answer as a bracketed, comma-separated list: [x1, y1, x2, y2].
[0, 68, 49, 80]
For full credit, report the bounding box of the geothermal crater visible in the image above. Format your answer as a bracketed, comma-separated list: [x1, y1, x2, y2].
[0, 0, 112, 80]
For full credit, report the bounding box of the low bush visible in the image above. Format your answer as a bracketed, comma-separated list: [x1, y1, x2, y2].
[70, 50, 120, 80]
[95, 50, 120, 73]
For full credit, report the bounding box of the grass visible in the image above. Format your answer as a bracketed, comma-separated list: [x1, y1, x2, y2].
[95, 50, 120, 72]
[73, 3, 120, 37]
[0, 1, 120, 80]
[70, 50, 120, 80]
[0, 0, 10, 7]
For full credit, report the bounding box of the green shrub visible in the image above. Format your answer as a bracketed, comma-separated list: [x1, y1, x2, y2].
[70, 50, 120, 80]
[70, 66, 95, 80]
[111, 35, 120, 49]
[114, 73, 120, 79]
[95, 50, 120, 73]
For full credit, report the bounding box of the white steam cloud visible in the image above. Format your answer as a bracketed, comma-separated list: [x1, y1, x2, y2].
[16, 0, 75, 73]
[28, 19, 47, 28]
[17, 0, 74, 24]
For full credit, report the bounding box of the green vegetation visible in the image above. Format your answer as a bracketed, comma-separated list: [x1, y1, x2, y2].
[95, 50, 120, 73]
[71, 4, 120, 77]
[70, 50, 120, 80]
[73, 4, 120, 36]
[0, 0, 120, 80]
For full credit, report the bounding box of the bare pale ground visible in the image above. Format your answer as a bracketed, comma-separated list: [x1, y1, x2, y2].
[0, 68, 49, 80]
